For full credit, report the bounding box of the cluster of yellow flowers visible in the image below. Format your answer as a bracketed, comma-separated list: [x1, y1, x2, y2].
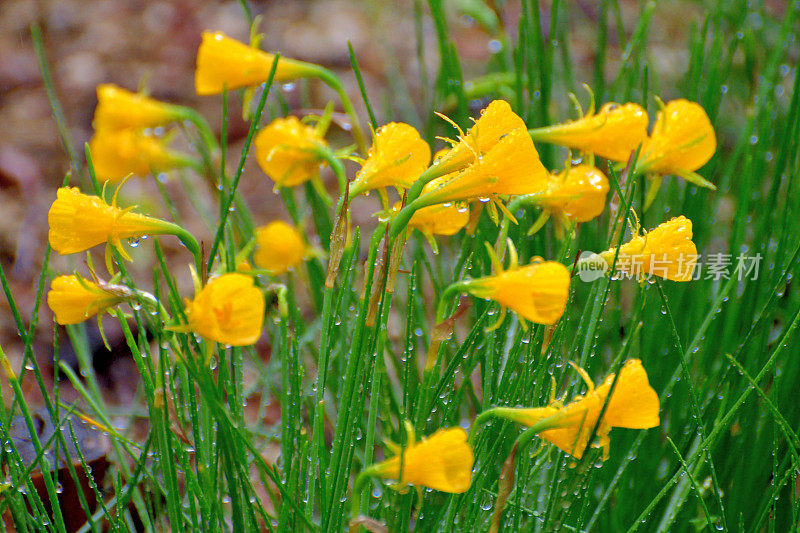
[43, 29, 716, 510]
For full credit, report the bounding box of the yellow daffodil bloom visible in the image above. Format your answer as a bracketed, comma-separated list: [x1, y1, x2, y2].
[254, 116, 328, 187]
[48, 186, 178, 260]
[182, 273, 265, 346]
[89, 127, 191, 182]
[195, 31, 316, 95]
[493, 359, 659, 459]
[453, 243, 570, 327]
[435, 100, 527, 173]
[368, 427, 474, 493]
[417, 127, 549, 206]
[93, 84, 182, 131]
[637, 99, 716, 181]
[465, 260, 570, 325]
[537, 165, 610, 223]
[529, 102, 649, 162]
[349, 122, 431, 197]
[253, 221, 307, 274]
[47, 275, 126, 325]
[600, 215, 697, 281]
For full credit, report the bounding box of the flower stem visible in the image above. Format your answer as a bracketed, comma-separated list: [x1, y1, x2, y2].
[159, 222, 203, 272]
[179, 107, 221, 157]
[312, 66, 369, 156]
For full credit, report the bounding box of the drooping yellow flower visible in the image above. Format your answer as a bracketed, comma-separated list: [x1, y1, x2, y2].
[349, 122, 431, 196]
[182, 273, 265, 346]
[529, 103, 649, 162]
[417, 127, 549, 206]
[253, 221, 307, 275]
[600, 215, 697, 281]
[195, 31, 316, 95]
[254, 116, 328, 187]
[47, 275, 126, 325]
[89, 127, 190, 182]
[369, 427, 474, 493]
[435, 100, 528, 173]
[48, 186, 176, 259]
[93, 84, 182, 131]
[494, 359, 659, 459]
[463, 253, 571, 326]
[537, 165, 610, 223]
[637, 99, 716, 179]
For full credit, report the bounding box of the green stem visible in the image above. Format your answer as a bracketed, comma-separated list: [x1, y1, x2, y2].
[160, 223, 203, 272]
[180, 108, 221, 156]
[350, 468, 378, 527]
[313, 66, 369, 156]
[319, 147, 348, 195]
[436, 282, 469, 322]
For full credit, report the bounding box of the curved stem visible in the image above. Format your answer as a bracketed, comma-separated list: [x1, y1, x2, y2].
[349, 468, 374, 530]
[405, 161, 460, 204]
[179, 108, 221, 156]
[319, 148, 348, 195]
[435, 281, 468, 322]
[312, 66, 368, 156]
[158, 222, 203, 273]
[468, 407, 503, 445]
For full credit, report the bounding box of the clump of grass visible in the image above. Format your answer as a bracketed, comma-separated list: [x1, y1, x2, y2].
[1, 2, 799, 532]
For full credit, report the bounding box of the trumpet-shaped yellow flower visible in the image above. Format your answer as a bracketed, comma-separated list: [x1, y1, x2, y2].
[435, 99, 528, 172]
[637, 99, 716, 177]
[48, 187, 175, 259]
[349, 122, 431, 196]
[529, 103, 648, 162]
[254, 116, 328, 187]
[417, 127, 549, 206]
[538, 165, 610, 223]
[182, 273, 265, 346]
[89, 127, 189, 182]
[253, 221, 307, 275]
[496, 359, 659, 458]
[600, 215, 697, 281]
[93, 84, 182, 131]
[47, 275, 126, 325]
[464, 256, 570, 326]
[195, 31, 316, 95]
[370, 427, 474, 493]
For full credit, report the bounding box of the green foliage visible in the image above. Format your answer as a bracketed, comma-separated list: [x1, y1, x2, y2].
[1, 1, 799, 532]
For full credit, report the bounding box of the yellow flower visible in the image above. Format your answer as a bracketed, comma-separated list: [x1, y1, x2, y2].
[89, 127, 190, 182]
[183, 273, 265, 346]
[349, 122, 431, 196]
[464, 258, 571, 325]
[637, 99, 716, 178]
[47, 275, 126, 325]
[370, 427, 474, 493]
[93, 84, 182, 131]
[253, 221, 307, 275]
[195, 31, 315, 95]
[417, 127, 549, 206]
[600, 215, 697, 281]
[48, 186, 175, 259]
[254, 116, 328, 187]
[436, 100, 538, 172]
[537, 165, 610, 223]
[435, 100, 527, 172]
[495, 359, 659, 459]
[529, 103, 649, 162]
